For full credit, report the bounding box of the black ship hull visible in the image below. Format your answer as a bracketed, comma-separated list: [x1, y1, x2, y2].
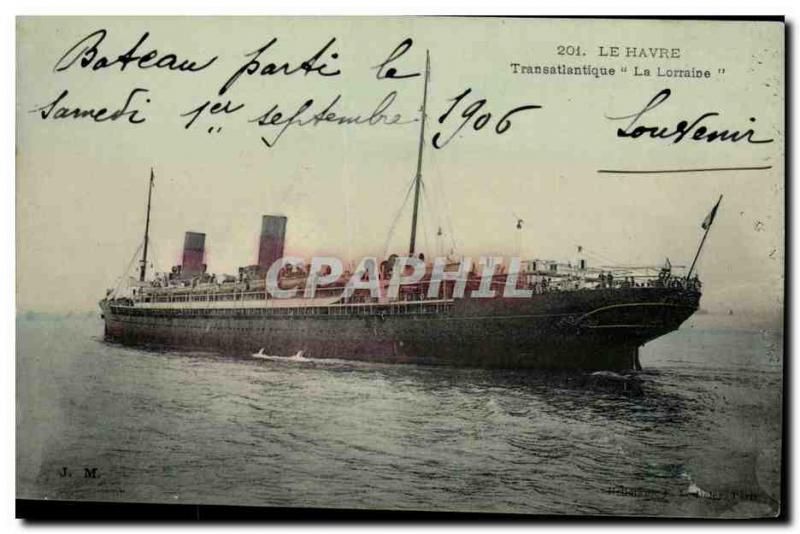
[100, 286, 700, 370]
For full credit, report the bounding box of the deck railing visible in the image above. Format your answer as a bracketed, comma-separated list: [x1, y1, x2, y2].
[131, 271, 699, 306]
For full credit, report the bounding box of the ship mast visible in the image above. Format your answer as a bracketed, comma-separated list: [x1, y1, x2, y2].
[139, 168, 155, 282]
[408, 50, 430, 256]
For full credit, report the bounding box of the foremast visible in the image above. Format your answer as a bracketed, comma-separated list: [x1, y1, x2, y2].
[139, 168, 155, 282]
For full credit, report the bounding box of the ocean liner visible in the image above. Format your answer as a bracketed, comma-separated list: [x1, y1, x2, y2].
[99, 53, 711, 370]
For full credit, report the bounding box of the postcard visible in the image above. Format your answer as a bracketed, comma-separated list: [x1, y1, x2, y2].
[16, 16, 784, 518]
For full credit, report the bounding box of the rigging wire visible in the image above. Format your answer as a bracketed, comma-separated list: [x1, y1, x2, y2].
[577, 245, 626, 267]
[380, 177, 416, 260]
[419, 186, 431, 255]
[419, 180, 439, 256]
[431, 158, 458, 254]
[420, 168, 441, 253]
[341, 153, 354, 264]
[148, 237, 163, 277]
[109, 241, 144, 299]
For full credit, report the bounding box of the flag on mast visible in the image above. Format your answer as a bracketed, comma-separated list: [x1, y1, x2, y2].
[686, 195, 722, 280]
[701, 195, 723, 230]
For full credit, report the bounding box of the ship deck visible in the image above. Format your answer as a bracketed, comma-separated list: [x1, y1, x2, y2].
[107, 297, 459, 318]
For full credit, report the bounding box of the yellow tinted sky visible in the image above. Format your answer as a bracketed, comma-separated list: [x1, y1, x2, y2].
[16, 17, 783, 324]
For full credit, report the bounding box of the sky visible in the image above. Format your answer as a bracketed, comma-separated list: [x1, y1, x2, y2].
[16, 17, 784, 327]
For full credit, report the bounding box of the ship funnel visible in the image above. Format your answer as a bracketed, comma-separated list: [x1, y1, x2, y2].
[257, 215, 287, 272]
[181, 231, 206, 277]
